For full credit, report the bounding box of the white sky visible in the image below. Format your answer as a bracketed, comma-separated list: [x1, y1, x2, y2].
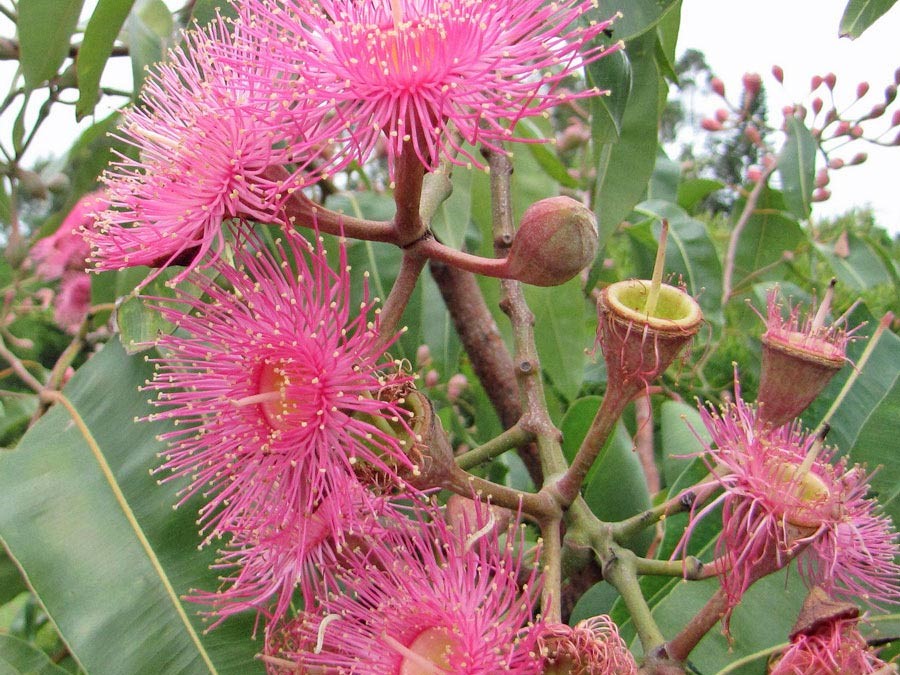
[2, 0, 899, 233]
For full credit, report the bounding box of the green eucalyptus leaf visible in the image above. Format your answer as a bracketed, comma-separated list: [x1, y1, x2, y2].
[839, 0, 899, 38]
[189, 0, 238, 28]
[587, 47, 632, 144]
[0, 339, 262, 674]
[76, 0, 138, 120]
[646, 148, 680, 203]
[676, 178, 724, 213]
[525, 277, 587, 402]
[126, 0, 175, 93]
[778, 116, 817, 221]
[517, 119, 579, 188]
[18, 0, 84, 89]
[597, 0, 680, 42]
[730, 188, 804, 295]
[850, 377, 900, 524]
[593, 34, 662, 256]
[631, 199, 724, 324]
[660, 399, 709, 488]
[815, 231, 894, 291]
[0, 634, 68, 675]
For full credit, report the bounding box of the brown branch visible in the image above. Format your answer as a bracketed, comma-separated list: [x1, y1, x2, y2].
[0, 37, 130, 62]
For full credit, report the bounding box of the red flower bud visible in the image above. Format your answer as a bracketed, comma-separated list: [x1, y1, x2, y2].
[710, 77, 726, 97]
[815, 169, 829, 188]
[715, 108, 729, 123]
[892, 110, 900, 127]
[744, 125, 762, 145]
[827, 157, 845, 170]
[886, 84, 898, 104]
[823, 72, 837, 89]
[835, 121, 851, 135]
[742, 72, 762, 98]
[811, 97, 823, 115]
[811, 75, 823, 91]
[772, 65, 784, 83]
[850, 125, 863, 138]
[850, 152, 867, 165]
[701, 118, 723, 132]
[747, 166, 763, 182]
[812, 187, 831, 202]
[856, 81, 870, 98]
[506, 196, 598, 287]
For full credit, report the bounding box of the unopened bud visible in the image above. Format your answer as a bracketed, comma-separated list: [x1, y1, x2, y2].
[827, 157, 845, 170]
[815, 169, 829, 188]
[856, 81, 870, 98]
[424, 369, 440, 388]
[782, 104, 795, 117]
[15, 168, 48, 200]
[811, 75, 823, 91]
[835, 121, 851, 136]
[812, 188, 831, 202]
[415, 344, 432, 367]
[886, 84, 898, 104]
[850, 125, 863, 138]
[744, 125, 762, 145]
[747, 166, 763, 182]
[892, 110, 900, 127]
[867, 104, 886, 119]
[823, 72, 837, 89]
[715, 108, 729, 123]
[710, 77, 725, 97]
[772, 65, 784, 83]
[850, 152, 867, 165]
[895, 67, 900, 86]
[447, 374, 468, 402]
[557, 121, 591, 152]
[506, 196, 598, 287]
[45, 173, 70, 194]
[762, 154, 777, 169]
[701, 118, 723, 132]
[811, 97, 823, 115]
[742, 72, 762, 97]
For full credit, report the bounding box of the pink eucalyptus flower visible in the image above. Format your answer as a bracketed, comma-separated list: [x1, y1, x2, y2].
[53, 273, 91, 333]
[89, 18, 333, 279]
[30, 191, 104, 280]
[536, 615, 638, 674]
[145, 224, 415, 541]
[190, 482, 408, 628]
[241, 0, 620, 172]
[680, 388, 899, 628]
[263, 503, 543, 674]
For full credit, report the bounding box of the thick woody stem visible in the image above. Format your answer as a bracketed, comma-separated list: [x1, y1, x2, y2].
[429, 261, 543, 484]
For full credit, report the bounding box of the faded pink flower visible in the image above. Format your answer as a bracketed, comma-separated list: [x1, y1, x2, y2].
[242, 0, 620, 172]
[680, 389, 899, 626]
[145, 224, 415, 540]
[536, 616, 638, 675]
[263, 503, 543, 674]
[771, 616, 890, 674]
[30, 191, 104, 280]
[89, 18, 332, 279]
[758, 283, 856, 427]
[53, 273, 91, 333]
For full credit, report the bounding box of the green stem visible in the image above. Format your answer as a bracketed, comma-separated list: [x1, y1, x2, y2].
[611, 478, 718, 541]
[455, 424, 534, 470]
[539, 515, 564, 623]
[713, 644, 787, 675]
[602, 547, 666, 652]
[634, 556, 705, 579]
[443, 463, 558, 521]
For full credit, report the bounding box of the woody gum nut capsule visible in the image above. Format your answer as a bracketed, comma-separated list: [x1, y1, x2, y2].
[597, 280, 702, 393]
[757, 333, 845, 428]
[506, 196, 598, 287]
